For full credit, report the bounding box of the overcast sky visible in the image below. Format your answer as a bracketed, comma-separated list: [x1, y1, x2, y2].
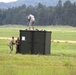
[0, 0, 17, 3]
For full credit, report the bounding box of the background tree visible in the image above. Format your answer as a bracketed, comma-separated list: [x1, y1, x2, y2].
[0, 0, 76, 26]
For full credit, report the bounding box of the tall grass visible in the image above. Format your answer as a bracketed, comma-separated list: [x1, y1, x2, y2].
[0, 54, 76, 75]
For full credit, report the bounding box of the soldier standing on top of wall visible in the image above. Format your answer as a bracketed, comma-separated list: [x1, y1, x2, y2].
[28, 14, 35, 30]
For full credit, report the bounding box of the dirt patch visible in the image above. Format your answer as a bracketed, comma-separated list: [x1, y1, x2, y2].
[0, 37, 16, 40]
[52, 40, 76, 44]
[0, 37, 76, 44]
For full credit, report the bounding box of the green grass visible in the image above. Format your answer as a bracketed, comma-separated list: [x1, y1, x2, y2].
[0, 25, 76, 75]
[0, 25, 76, 40]
[52, 31, 76, 40]
[0, 54, 76, 75]
[51, 42, 76, 57]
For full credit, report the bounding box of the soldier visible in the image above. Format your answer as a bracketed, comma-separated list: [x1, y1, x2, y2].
[28, 14, 35, 30]
[15, 37, 20, 54]
[9, 37, 15, 54]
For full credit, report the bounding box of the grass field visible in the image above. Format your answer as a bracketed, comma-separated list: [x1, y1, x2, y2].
[0, 25, 76, 40]
[0, 25, 76, 75]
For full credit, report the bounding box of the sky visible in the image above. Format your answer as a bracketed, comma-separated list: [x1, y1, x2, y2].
[0, 0, 17, 3]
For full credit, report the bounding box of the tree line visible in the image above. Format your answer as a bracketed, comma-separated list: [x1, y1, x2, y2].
[0, 0, 76, 26]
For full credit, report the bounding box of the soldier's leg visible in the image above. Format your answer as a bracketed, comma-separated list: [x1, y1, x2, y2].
[29, 21, 32, 30]
[32, 21, 35, 30]
[10, 45, 13, 54]
[16, 45, 20, 53]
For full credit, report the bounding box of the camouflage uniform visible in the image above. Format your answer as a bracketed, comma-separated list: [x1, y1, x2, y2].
[9, 37, 15, 54]
[15, 37, 20, 53]
[28, 14, 35, 30]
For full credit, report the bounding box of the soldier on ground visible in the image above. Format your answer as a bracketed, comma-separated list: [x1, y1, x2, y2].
[15, 37, 20, 54]
[9, 36, 15, 54]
